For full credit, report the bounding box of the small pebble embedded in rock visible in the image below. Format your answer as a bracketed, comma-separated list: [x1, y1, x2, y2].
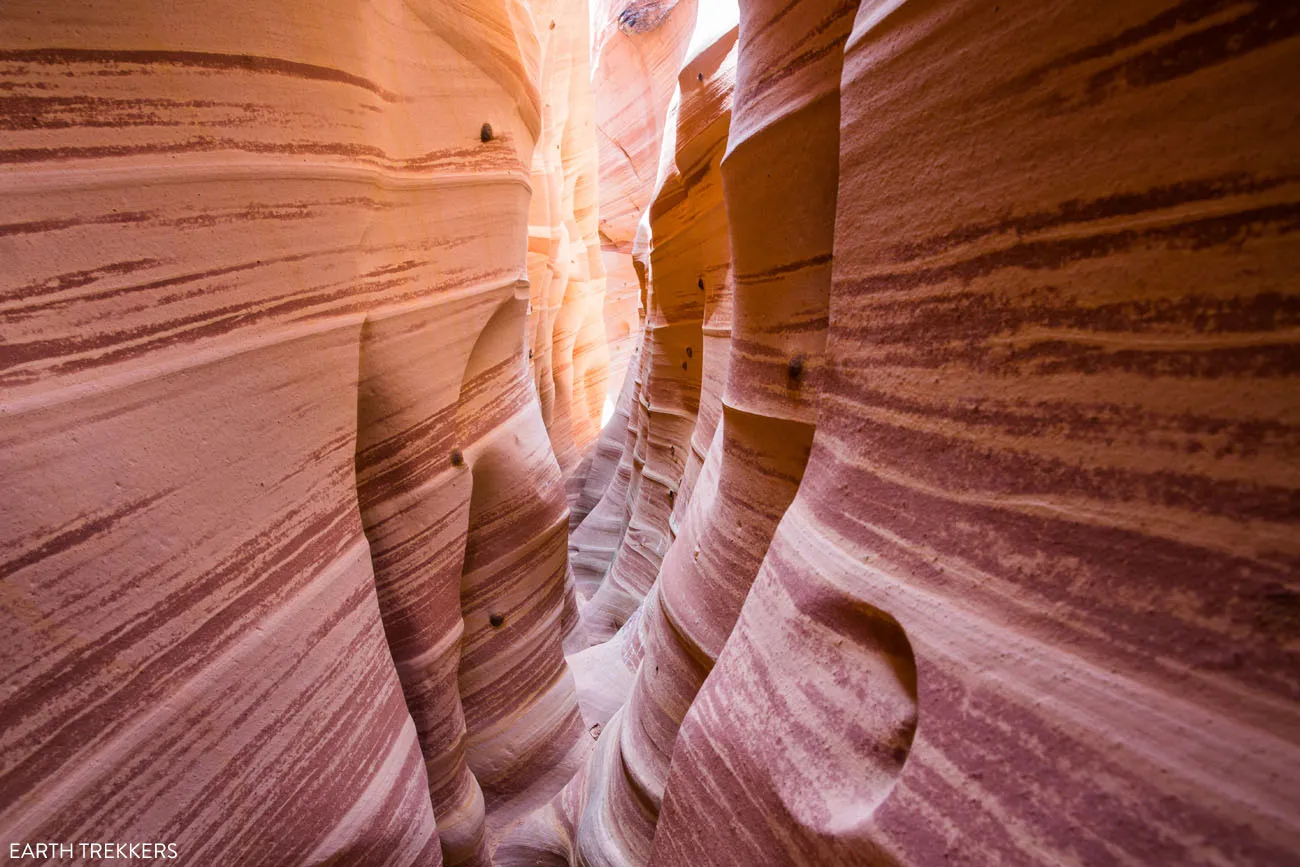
[480, 122, 494, 142]
[788, 355, 804, 380]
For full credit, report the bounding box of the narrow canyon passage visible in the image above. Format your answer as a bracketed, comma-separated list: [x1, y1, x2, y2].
[1, 1, 1298, 866]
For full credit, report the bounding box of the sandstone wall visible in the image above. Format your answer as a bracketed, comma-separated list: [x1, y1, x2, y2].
[652, 0, 1300, 864]
[2, 0, 1298, 865]
[542, 0, 1300, 865]
[0, 1, 601, 864]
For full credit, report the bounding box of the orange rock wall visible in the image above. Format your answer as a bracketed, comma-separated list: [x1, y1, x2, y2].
[3, 0, 1299, 865]
[527, 0, 607, 478]
[0, 1, 603, 864]
[547, 0, 1300, 865]
[563, 0, 702, 536]
[498, 21, 742, 865]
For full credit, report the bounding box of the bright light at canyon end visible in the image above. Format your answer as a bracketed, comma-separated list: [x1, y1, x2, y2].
[1, 1, 1297, 866]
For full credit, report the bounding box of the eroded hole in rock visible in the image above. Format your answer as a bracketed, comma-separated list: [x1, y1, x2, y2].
[4, 2, 1294, 866]
[788, 354, 805, 381]
[617, 0, 678, 35]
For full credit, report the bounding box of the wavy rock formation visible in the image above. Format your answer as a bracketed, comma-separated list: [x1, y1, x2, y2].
[498, 18, 742, 864]
[527, 0, 608, 480]
[591, 0, 700, 252]
[0, 1, 594, 864]
[578, 30, 739, 645]
[563, 0, 701, 536]
[653, 1, 1300, 864]
[501, 1, 859, 862]
[3, 0, 1299, 865]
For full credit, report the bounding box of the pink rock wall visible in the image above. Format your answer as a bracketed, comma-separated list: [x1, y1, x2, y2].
[563, 0, 701, 522]
[521, 0, 1300, 865]
[591, 0, 700, 253]
[527, 0, 609, 479]
[652, 0, 1300, 864]
[498, 22, 743, 865]
[506, 1, 859, 862]
[3, 0, 1298, 865]
[0, 1, 601, 863]
[578, 28, 738, 645]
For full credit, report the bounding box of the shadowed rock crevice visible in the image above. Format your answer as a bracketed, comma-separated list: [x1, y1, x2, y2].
[354, 306, 486, 866]
[454, 293, 590, 842]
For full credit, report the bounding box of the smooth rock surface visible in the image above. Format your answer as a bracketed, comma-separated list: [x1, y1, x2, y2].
[0, 1, 597, 863]
[3, 1, 1298, 865]
[652, 1, 1300, 864]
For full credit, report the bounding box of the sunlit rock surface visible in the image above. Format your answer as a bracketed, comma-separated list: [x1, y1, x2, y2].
[577, 23, 741, 647]
[498, 19, 742, 865]
[2, 0, 1298, 865]
[525, 0, 615, 484]
[0, 1, 593, 864]
[563, 0, 701, 541]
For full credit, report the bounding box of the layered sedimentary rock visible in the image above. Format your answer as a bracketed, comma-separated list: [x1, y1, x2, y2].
[567, 335, 644, 592]
[527, 0, 609, 480]
[502, 17, 744, 861]
[4, 0, 1299, 865]
[652, 0, 1300, 864]
[562, 0, 701, 528]
[578, 24, 739, 646]
[515, 0, 1300, 864]
[623, 0, 857, 856]
[591, 0, 699, 252]
[0, 1, 599, 863]
[503, 1, 857, 861]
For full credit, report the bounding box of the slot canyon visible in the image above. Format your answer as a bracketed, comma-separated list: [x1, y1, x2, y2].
[1, 0, 1297, 864]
